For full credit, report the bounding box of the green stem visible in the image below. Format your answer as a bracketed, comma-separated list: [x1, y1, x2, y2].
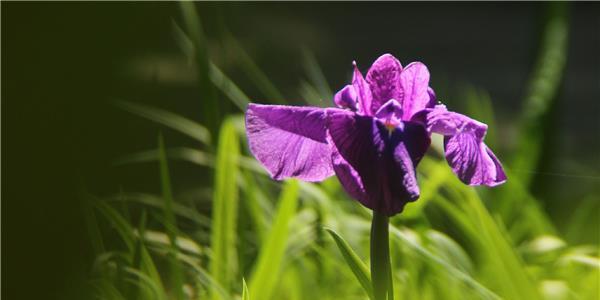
[371, 211, 391, 300]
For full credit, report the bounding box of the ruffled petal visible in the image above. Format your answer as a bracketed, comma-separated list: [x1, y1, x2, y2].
[423, 105, 506, 186]
[246, 104, 334, 181]
[352, 61, 373, 115]
[399, 62, 431, 120]
[366, 54, 403, 114]
[327, 109, 429, 215]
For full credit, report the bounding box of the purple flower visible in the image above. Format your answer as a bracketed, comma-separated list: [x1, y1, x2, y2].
[246, 54, 506, 216]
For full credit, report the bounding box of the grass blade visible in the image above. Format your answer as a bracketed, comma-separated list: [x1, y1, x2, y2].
[241, 171, 268, 242]
[91, 197, 135, 251]
[388, 225, 501, 300]
[302, 48, 332, 102]
[325, 228, 373, 300]
[299, 80, 327, 107]
[249, 180, 299, 300]
[115, 100, 211, 145]
[157, 133, 184, 300]
[109, 192, 211, 228]
[242, 278, 250, 300]
[124, 267, 164, 300]
[173, 22, 251, 111]
[461, 188, 542, 300]
[84, 194, 106, 255]
[223, 33, 285, 103]
[114, 147, 214, 168]
[176, 253, 232, 300]
[209, 62, 251, 110]
[90, 279, 128, 300]
[133, 211, 166, 300]
[178, 1, 220, 136]
[210, 118, 241, 300]
[512, 2, 569, 186]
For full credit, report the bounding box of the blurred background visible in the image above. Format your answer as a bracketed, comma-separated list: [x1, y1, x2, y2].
[3, 2, 599, 300]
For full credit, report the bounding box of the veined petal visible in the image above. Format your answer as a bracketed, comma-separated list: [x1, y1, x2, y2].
[352, 61, 373, 115]
[366, 54, 403, 114]
[423, 105, 506, 186]
[327, 110, 429, 215]
[425, 105, 487, 139]
[246, 104, 334, 181]
[485, 145, 507, 185]
[400, 62, 431, 120]
[444, 135, 506, 186]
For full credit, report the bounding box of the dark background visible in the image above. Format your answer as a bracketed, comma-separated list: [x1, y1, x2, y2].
[3, 2, 599, 299]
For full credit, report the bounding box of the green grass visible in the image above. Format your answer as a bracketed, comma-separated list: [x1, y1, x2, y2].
[86, 3, 598, 300]
[210, 118, 240, 300]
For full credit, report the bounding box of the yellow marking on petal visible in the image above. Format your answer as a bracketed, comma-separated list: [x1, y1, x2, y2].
[385, 122, 395, 137]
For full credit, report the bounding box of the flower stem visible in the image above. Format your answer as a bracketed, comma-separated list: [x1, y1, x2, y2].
[370, 211, 391, 300]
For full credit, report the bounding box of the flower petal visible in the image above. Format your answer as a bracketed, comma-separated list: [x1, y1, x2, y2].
[485, 146, 507, 185]
[374, 99, 403, 126]
[403, 121, 432, 166]
[352, 61, 373, 115]
[246, 104, 334, 181]
[427, 87, 437, 105]
[327, 110, 429, 215]
[399, 62, 431, 120]
[444, 135, 506, 186]
[333, 84, 358, 110]
[366, 54, 403, 114]
[424, 106, 506, 186]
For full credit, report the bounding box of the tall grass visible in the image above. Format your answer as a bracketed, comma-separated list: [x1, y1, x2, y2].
[86, 3, 598, 300]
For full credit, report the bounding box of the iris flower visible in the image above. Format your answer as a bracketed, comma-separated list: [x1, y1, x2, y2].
[246, 54, 506, 216]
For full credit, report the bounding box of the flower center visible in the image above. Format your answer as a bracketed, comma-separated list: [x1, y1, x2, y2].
[375, 98, 403, 135]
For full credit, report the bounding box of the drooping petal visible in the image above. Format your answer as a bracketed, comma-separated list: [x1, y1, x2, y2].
[366, 54, 403, 114]
[352, 61, 373, 115]
[326, 109, 430, 215]
[444, 135, 506, 186]
[423, 105, 506, 186]
[399, 62, 431, 120]
[485, 145, 507, 185]
[246, 104, 334, 181]
[333, 84, 358, 111]
[425, 105, 486, 138]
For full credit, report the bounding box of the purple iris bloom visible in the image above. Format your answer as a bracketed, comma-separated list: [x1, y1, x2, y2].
[245, 54, 506, 216]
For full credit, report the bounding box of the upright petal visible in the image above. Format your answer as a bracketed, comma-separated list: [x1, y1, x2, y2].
[427, 87, 437, 106]
[366, 54, 403, 114]
[374, 99, 403, 127]
[352, 61, 373, 115]
[246, 104, 334, 181]
[423, 106, 506, 186]
[333, 84, 358, 111]
[326, 110, 429, 215]
[399, 62, 431, 120]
